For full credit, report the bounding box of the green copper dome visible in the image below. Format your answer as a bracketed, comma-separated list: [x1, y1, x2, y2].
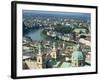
[72, 51, 84, 60]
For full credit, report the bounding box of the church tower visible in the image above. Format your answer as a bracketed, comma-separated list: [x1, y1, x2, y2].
[63, 42, 65, 49]
[71, 44, 85, 67]
[37, 43, 45, 69]
[51, 42, 57, 60]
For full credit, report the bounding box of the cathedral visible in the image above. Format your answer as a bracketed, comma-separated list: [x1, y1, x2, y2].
[36, 42, 57, 69]
[36, 42, 85, 69]
[71, 44, 85, 67]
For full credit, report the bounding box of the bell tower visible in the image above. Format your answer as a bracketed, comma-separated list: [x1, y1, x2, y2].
[63, 41, 66, 49]
[51, 42, 57, 60]
[37, 43, 44, 69]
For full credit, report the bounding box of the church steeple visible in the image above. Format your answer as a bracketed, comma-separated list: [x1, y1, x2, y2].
[38, 43, 42, 55]
[50, 42, 57, 60]
[63, 41, 65, 49]
[36, 42, 45, 69]
[53, 42, 56, 50]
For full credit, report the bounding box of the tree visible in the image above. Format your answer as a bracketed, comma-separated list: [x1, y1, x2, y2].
[55, 26, 73, 34]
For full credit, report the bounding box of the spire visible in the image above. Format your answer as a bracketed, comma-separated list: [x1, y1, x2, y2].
[63, 41, 65, 49]
[53, 42, 56, 50]
[75, 43, 80, 51]
[38, 43, 42, 55]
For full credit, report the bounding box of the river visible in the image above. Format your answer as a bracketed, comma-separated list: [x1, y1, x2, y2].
[24, 29, 44, 41]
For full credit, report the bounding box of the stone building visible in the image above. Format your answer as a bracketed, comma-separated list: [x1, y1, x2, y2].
[37, 42, 58, 68]
[37, 43, 46, 69]
[50, 42, 57, 60]
[71, 44, 85, 67]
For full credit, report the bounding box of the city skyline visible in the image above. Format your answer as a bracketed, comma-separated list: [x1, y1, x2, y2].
[23, 10, 90, 16]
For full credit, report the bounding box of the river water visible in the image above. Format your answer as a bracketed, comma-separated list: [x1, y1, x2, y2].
[25, 29, 44, 41]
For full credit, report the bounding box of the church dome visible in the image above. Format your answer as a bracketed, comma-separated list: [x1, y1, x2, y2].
[71, 51, 84, 60]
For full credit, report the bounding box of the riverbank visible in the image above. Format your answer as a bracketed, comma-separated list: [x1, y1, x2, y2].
[41, 29, 76, 46]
